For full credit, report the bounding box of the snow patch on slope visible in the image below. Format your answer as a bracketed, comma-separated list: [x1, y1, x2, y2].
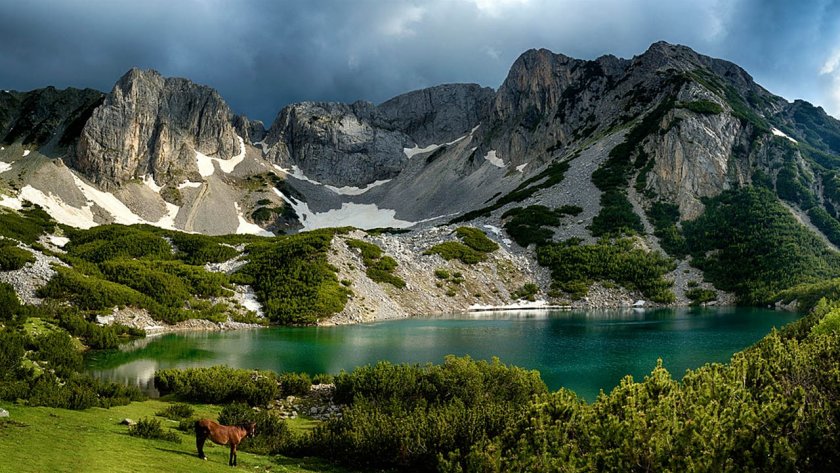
[326, 179, 392, 195]
[196, 136, 247, 177]
[484, 150, 504, 168]
[0, 162, 12, 174]
[22, 150, 30, 157]
[274, 164, 389, 195]
[234, 202, 272, 236]
[273, 188, 415, 230]
[403, 143, 441, 159]
[143, 175, 163, 193]
[402, 126, 479, 159]
[0, 194, 22, 210]
[178, 180, 203, 189]
[516, 163, 528, 172]
[18, 185, 97, 229]
[771, 127, 798, 143]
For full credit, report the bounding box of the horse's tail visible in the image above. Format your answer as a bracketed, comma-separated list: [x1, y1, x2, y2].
[194, 419, 207, 437]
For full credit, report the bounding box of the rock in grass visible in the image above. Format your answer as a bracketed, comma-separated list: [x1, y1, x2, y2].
[0, 408, 9, 418]
[119, 418, 135, 426]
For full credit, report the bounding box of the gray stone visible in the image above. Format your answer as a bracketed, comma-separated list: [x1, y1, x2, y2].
[74, 68, 241, 188]
[0, 408, 9, 418]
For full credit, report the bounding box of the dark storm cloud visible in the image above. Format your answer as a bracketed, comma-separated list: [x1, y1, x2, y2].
[1, 0, 839, 123]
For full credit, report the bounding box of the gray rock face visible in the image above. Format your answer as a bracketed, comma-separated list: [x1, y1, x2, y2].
[265, 101, 409, 187]
[74, 68, 241, 188]
[375, 83, 494, 146]
[264, 83, 493, 188]
[0, 86, 104, 153]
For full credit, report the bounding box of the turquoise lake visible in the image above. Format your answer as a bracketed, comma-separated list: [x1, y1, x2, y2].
[85, 307, 798, 401]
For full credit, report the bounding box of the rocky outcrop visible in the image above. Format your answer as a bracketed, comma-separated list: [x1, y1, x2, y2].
[0, 86, 104, 152]
[264, 101, 408, 187]
[74, 68, 241, 188]
[375, 83, 494, 146]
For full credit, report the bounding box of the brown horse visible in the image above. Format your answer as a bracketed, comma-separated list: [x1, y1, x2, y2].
[195, 418, 256, 466]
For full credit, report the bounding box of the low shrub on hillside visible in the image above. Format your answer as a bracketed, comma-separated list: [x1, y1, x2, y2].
[537, 238, 675, 302]
[232, 230, 352, 324]
[684, 187, 840, 304]
[346, 238, 406, 289]
[0, 239, 34, 270]
[279, 372, 312, 396]
[156, 403, 195, 420]
[425, 241, 486, 264]
[454, 227, 499, 253]
[128, 417, 181, 443]
[154, 366, 279, 406]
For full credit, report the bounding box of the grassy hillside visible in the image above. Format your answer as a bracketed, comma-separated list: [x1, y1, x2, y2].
[0, 400, 345, 473]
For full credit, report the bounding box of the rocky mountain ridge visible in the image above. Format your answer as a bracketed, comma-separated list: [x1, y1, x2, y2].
[5, 41, 840, 318]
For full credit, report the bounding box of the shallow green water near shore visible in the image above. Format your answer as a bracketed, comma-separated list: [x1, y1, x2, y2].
[86, 307, 798, 401]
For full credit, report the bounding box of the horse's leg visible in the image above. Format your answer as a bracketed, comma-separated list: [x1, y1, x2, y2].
[229, 443, 235, 466]
[194, 424, 207, 460]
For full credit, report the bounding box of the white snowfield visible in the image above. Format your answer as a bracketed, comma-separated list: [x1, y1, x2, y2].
[516, 163, 528, 172]
[22, 150, 30, 157]
[0, 162, 12, 173]
[143, 175, 163, 193]
[403, 143, 441, 159]
[273, 188, 415, 230]
[771, 127, 798, 143]
[0, 194, 22, 210]
[195, 136, 247, 177]
[177, 180, 203, 189]
[484, 150, 504, 168]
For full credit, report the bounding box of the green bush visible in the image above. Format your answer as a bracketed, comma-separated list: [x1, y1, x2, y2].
[0, 240, 34, 270]
[502, 205, 562, 247]
[218, 402, 255, 426]
[156, 403, 195, 420]
[685, 288, 716, 304]
[308, 357, 547, 470]
[454, 227, 499, 253]
[232, 230, 351, 324]
[347, 239, 406, 289]
[64, 225, 172, 263]
[0, 282, 22, 324]
[279, 372, 312, 396]
[537, 238, 675, 302]
[511, 283, 540, 301]
[425, 242, 486, 264]
[434, 268, 451, 280]
[154, 366, 279, 406]
[0, 206, 55, 244]
[683, 187, 840, 304]
[168, 232, 240, 265]
[312, 373, 334, 385]
[647, 202, 688, 258]
[811, 307, 840, 336]
[128, 417, 181, 443]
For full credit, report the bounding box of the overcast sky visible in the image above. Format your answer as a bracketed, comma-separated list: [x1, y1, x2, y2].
[1, 0, 839, 123]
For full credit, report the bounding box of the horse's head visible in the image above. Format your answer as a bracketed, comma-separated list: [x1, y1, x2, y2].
[246, 422, 257, 438]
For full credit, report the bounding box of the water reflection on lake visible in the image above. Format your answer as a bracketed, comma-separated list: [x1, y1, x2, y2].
[86, 307, 798, 400]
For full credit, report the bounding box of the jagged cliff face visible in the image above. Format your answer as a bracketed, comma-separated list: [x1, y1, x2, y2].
[0, 87, 104, 152]
[3, 41, 840, 240]
[74, 68, 242, 188]
[263, 83, 494, 188]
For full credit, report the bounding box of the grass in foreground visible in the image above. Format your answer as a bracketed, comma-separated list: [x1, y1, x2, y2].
[0, 400, 346, 473]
